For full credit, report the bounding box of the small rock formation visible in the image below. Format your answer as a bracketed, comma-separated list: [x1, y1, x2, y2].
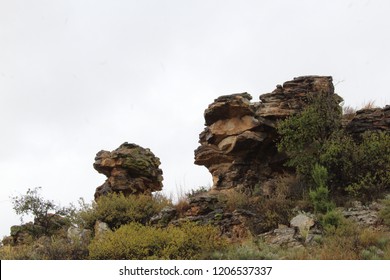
[94, 142, 163, 199]
[67, 227, 91, 244]
[260, 213, 320, 248]
[345, 105, 390, 138]
[94, 221, 111, 239]
[150, 206, 178, 227]
[194, 76, 340, 192]
[342, 201, 382, 227]
[290, 213, 315, 236]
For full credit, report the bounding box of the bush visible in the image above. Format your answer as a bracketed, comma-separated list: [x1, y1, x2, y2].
[77, 193, 171, 230]
[320, 131, 390, 201]
[251, 175, 303, 232]
[309, 164, 334, 214]
[277, 92, 342, 179]
[88, 222, 226, 260]
[0, 231, 89, 260]
[11, 187, 74, 236]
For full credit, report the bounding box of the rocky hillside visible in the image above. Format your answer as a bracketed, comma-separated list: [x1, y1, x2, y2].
[2, 75, 389, 260]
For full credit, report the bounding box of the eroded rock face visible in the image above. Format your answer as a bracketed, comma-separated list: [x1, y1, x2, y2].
[194, 76, 338, 191]
[345, 105, 390, 138]
[94, 142, 163, 199]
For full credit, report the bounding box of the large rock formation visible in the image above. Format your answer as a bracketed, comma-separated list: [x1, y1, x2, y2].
[94, 142, 163, 199]
[194, 76, 339, 192]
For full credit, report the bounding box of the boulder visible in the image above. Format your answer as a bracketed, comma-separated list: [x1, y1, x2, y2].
[67, 227, 92, 244]
[94, 221, 111, 239]
[94, 142, 163, 199]
[290, 213, 315, 236]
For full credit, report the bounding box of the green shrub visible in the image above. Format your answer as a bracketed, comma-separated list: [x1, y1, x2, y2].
[88, 222, 226, 260]
[320, 131, 390, 201]
[77, 193, 171, 230]
[0, 233, 89, 260]
[321, 210, 343, 230]
[11, 187, 74, 236]
[277, 92, 342, 179]
[309, 164, 334, 214]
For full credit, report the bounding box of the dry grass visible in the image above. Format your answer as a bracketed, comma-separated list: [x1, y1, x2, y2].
[174, 197, 190, 217]
[362, 100, 376, 109]
[342, 105, 357, 120]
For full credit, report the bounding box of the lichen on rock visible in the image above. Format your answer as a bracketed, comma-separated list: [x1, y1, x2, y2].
[94, 142, 163, 199]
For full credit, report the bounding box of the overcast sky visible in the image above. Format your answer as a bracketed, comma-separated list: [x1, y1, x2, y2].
[1, 0, 389, 238]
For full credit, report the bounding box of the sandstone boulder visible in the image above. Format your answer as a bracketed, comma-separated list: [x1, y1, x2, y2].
[94, 142, 163, 199]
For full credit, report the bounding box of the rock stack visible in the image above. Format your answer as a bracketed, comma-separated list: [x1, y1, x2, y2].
[94, 142, 163, 199]
[194, 75, 340, 192]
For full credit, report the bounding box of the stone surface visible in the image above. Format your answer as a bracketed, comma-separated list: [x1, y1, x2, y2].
[194, 76, 339, 192]
[290, 213, 315, 236]
[94, 142, 163, 199]
[342, 201, 381, 227]
[345, 105, 390, 138]
[150, 206, 177, 227]
[67, 227, 92, 244]
[260, 225, 302, 248]
[94, 221, 111, 239]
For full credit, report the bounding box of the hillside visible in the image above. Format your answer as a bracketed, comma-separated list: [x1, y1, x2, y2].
[1, 76, 390, 260]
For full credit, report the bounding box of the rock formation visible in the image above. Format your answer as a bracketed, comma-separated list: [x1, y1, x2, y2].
[345, 105, 390, 138]
[94, 142, 163, 199]
[194, 75, 340, 192]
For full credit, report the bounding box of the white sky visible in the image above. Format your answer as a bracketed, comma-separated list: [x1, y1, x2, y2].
[1, 0, 389, 238]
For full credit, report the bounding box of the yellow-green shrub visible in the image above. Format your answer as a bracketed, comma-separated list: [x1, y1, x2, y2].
[88, 222, 226, 260]
[78, 193, 171, 230]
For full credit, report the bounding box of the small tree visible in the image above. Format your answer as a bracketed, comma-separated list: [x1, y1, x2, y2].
[11, 187, 74, 235]
[309, 164, 334, 214]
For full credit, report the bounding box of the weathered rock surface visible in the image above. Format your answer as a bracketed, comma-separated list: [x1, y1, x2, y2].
[342, 201, 382, 227]
[194, 76, 339, 191]
[150, 206, 178, 227]
[67, 227, 91, 244]
[345, 106, 390, 138]
[260, 214, 320, 248]
[94, 221, 111, 239]
[94, 142, 163, 199]
[290, 213, 315, 235]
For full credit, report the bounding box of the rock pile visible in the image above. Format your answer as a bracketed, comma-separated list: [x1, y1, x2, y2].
[94, 142, 163, 199]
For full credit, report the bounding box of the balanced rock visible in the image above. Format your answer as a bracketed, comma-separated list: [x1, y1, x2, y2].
[194, 76, 339, 191]
[94, 142, 163, 199]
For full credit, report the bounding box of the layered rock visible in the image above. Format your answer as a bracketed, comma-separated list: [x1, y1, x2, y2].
[194, 76, 339, 191]
[345, 105, 390, 138]
[94, 142, 163, 199]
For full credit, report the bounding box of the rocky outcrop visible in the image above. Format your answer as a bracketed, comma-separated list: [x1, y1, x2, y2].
[194, 76, 340, 191]
[94, 142, 163, 199]
[342, 201, 382, 227]
[260, 213, 320, 248]
[345, 106, 390, 138]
